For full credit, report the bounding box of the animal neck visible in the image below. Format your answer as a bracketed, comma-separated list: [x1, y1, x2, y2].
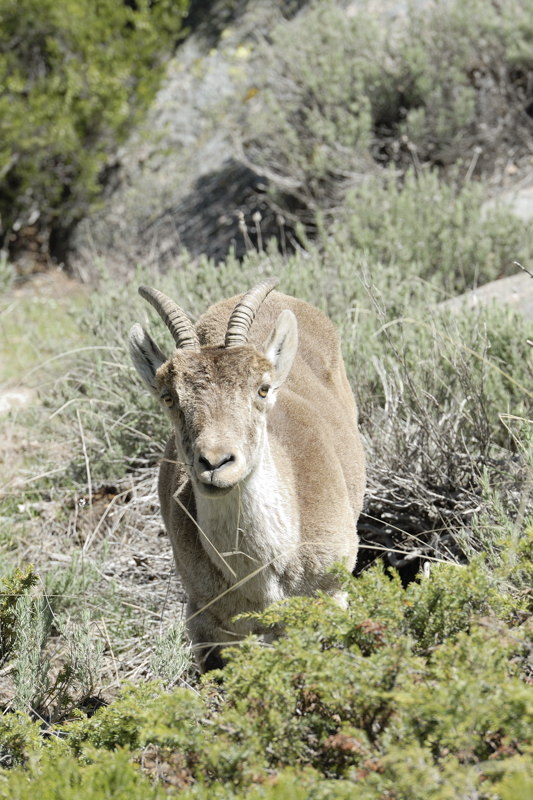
[193, 433, 299, 586]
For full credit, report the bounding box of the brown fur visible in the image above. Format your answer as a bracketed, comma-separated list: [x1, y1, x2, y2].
[130, 288, 366, 671]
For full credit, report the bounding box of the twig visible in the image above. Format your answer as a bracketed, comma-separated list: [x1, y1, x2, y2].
[100, 619, 121, 689]
[514, 260, 533, 279]
[76, 408, 92, 508]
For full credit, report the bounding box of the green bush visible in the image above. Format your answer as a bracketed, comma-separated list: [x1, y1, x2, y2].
[394, 0, 533, 167]
[245, 0, 379, 209]
[0, 0, 187, 245]
[0, 748, 166, 800]
[0, 565, 37, 662]
[2, 555, 531, 798]
[244, 0, 533, 233]
[0, 711, 42, 768]
[330, 168, 533, 293]
[244, 0, 380, 217]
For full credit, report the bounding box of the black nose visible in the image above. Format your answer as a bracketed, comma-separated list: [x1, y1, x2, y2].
[197, 453, 235, 472]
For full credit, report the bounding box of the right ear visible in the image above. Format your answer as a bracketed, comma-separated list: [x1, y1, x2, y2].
[128, 323, 167, 393]
[262, 309, 298, 389]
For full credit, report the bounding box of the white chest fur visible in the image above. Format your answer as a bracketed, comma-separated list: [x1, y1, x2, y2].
[195, 448, 299, 605]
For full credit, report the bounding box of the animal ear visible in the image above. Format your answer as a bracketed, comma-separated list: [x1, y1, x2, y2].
[128, 323, 167, 393]
[262, 310, 298, 388]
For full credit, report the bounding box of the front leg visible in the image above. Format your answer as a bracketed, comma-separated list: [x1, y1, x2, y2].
[186, 599, 242, 672]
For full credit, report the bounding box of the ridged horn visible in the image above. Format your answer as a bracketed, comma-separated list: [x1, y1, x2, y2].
[225, 278, 279, 348]
[138, 286, 200, 351]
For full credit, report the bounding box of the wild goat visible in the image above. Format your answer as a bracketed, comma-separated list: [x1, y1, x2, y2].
[129, 279, 365, 670]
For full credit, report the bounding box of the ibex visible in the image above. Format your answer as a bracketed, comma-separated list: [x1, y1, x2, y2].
[129, 278, 365, 671]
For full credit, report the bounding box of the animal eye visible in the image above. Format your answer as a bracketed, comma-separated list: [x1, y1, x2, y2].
[257, 384, 270, 398]
[161, 392, 174, 408]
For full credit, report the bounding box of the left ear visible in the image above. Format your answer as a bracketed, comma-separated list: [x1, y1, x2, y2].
[128, 323, 167, 394]
[262, 309, 298, 388]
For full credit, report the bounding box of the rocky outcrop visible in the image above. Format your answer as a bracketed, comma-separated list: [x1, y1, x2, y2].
[67, 0, 431, 277]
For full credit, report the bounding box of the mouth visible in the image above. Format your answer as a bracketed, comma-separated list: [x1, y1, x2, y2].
[195, 481, 235, 498]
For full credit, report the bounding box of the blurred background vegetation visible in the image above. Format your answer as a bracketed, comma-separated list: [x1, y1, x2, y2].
[0, 0, 187, 267]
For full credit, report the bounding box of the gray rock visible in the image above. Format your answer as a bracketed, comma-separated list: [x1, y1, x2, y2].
[442, 271, 533, 322]
[495, 182, 533, 223]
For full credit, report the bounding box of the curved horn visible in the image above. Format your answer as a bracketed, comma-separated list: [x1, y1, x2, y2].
[225, 278, 279, 348]
[138, 286, 200, 351]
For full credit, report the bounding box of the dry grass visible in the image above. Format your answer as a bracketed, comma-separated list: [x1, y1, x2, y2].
[0, 462, 190, 717]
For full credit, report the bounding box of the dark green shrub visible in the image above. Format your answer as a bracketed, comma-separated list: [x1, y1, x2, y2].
[63, 682, 204, 755]
[0, 711, 42, 768]
[0, 0, 187, 248]
[403, 558, 521, 651]
[0, 748, 167, 799]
